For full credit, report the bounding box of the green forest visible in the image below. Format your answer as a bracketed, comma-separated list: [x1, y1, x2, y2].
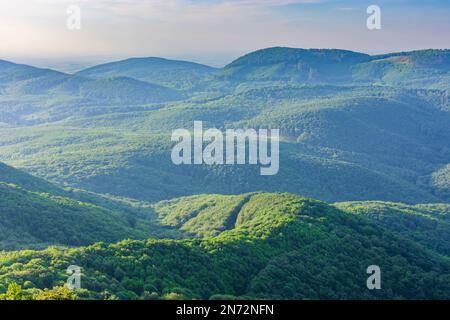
[2, 192, 450, 300]
[0, 47, 450, 300]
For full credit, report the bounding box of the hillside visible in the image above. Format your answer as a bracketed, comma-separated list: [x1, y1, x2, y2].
[1, 84, 448, 204]
[0, 60, 64, 90]
[77, 57, 217, 91]
[0, 60, 182, 125]
[0, 162, 178, 250]
[0, 47, 449, 266]
[219, 47, 450, 89]
[0, 162, 63, 195]
[1, 192, 450, 300]
[220, 47, 371, 83]
[336, 201, 450, 256]
[353, 49, 450, 89]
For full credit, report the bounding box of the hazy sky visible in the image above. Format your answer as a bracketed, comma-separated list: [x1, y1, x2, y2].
[0, 0, 449, 69]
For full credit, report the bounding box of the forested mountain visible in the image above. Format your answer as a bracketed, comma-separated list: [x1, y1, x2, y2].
[360, 50, 450, 90]
[77, 57, 217, 91]
[1, 47, 449, 300]
[0, 60, 182, 125]
[0, 84, 448, 203]
[219, 48, 450, 90]
[336, 201, 450, 256]
[0, 162, 178, 250]
[219, 47, 371, 83]
[1, 192, 450, 300]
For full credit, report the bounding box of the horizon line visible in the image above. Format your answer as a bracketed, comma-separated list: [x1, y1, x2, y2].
[2, 46, 449, 74]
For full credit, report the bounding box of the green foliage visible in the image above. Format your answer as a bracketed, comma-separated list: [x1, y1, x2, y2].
[0, 182, 149, 249]
[1, 48, 450, 300]
[1, 193, 450, 300]
[1, 49, 449, 204]
[0, 163, 184, 250]
[154, 194, 252, 237]
[431, 164, 450, 200]
[336, 201, 450, 256]
[32, 286, 78, 300]
[221, 47, 371, 83]
[0, 283, 77, 300]
[1, 283, 25, 300]
[1, 85, 449, 204]
[77, 57, 217, 91]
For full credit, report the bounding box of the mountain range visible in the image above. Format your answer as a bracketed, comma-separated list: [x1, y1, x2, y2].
[0, 47, 449, 299]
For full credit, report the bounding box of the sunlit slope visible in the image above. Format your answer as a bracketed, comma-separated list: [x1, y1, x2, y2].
[1, 192, 450, 300]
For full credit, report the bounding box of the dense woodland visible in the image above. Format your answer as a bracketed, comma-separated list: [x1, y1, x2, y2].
[0, 48, 449, 299]
[1, 192, 450, 300]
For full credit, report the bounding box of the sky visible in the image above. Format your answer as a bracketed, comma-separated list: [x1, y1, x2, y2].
[0, 0, 449, 70]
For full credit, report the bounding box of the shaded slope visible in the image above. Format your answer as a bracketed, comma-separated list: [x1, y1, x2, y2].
[1, 85, 447, 204]
[336, 201, 450, 256]
[0, 162, 170, 250]
[0, 182, 149, 249]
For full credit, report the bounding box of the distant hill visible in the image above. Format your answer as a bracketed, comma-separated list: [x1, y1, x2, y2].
[0, 60, 182, 125]
[220, 47, 371, 83]
[375, 49, 450, 71]
[77, 57, 217, 90]
[1, 84, 447, 204]
[432, 164, 450, 200]
[52, 75, 183, 104]
[1, 192, 450, 300]
[0, 48, 449, 204]
[0, 60, 64, 86]
[219, 47, 450, 90]
[353, 49, 450, 89]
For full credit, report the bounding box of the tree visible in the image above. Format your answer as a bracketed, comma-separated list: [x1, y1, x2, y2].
[5, 283, 24, 300]
[33, 286, 78, 300]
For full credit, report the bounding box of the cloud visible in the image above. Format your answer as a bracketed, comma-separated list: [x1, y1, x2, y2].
[336, 7, 357, 11]
[83, 0, 321, 20]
